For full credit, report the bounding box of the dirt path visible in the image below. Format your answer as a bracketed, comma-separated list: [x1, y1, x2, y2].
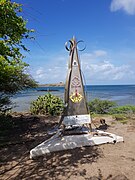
[0, 114, 135, 180]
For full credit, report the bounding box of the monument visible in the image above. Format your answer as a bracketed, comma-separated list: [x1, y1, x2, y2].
[62, 36, 91, 130]
[30, 37, 123, 159]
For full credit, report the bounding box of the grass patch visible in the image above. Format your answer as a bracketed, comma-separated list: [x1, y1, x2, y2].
[112, 114, 128, 124]
[118, 119, 128, 124]
[109, 105, 135, 114]
[91, 113, 111, 118]
[88, 99, 135, 124]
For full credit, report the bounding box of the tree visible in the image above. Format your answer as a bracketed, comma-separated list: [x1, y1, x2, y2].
[0, 0, 37, 111]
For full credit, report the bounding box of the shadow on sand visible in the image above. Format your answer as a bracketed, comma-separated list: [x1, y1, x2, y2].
[0, 114, 103, 179]
[0, 114, 129, 180]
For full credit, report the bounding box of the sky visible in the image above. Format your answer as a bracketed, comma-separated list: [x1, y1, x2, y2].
[15, 0, 135, 85]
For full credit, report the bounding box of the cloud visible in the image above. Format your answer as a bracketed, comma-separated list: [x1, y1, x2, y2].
[81, 50, 108, 63]
[82, 60, 135, 84]
[36, 68, 44, 76]
[35, 68, 46, 79]
[32, 49, 108, 83]
[93, 50, 107, 57]
[110, 0, 135, 15]
[33, 66, 67, 84]
[34, 60, 135, 85]
[30, 49, 135, 85]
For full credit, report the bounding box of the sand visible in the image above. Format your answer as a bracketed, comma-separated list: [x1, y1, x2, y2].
[0, 114, 135, 180]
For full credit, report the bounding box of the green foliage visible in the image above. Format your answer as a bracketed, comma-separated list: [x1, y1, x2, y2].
[0, 56, 37, 94]
[88, 98, 135, 124]
[30, 93, 64, 116]
[88, 98, 117, 114]
[0, 0, 34, 54]
[0, 0, 37, 112]
[110, 105, 135, 114]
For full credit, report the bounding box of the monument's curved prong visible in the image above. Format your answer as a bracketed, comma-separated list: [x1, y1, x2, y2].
[65, 40, 74, 52]
[77, 40, 86, 51]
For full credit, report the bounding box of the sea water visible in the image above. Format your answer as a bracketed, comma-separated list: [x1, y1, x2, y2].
[11, 85, 135, 112]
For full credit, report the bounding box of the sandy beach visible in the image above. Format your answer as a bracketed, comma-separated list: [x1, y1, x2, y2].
[0, 114, 135, 180]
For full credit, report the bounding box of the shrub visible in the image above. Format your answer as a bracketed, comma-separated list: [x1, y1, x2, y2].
[30, 93, 64, 116]
[110, 105, 135, 114]
[88, 98, 117, 114]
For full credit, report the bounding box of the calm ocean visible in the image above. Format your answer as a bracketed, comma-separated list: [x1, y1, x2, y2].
[11, 85, 135, 112]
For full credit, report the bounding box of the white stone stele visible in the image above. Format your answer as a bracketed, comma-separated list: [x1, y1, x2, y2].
[63, 114, 91, 126]
[30, 130, 123, 159]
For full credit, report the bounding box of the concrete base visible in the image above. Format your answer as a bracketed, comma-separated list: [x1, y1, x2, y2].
[30, 130, 123, 159]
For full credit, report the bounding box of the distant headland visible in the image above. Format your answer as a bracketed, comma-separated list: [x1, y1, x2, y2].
[38, 82, 65, 87]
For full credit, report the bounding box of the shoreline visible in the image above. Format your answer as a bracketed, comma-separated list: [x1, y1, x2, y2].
[38, 84, 135, 86]
[11, 85, 135, 112]
[38, 83, 65, 87]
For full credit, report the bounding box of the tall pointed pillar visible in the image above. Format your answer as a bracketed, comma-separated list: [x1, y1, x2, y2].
[63, 37, 91, 126]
